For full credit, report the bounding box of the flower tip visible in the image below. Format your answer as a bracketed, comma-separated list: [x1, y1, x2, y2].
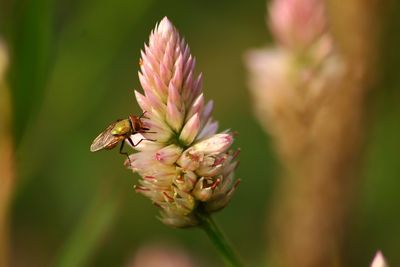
[160, 16, 170, 23]
[179, 113, 201, 145]
[157, 16, 175, 36]
[224, 133, 234, 145]
[371, 251, 389, 267]
[269, 0, 327, 49]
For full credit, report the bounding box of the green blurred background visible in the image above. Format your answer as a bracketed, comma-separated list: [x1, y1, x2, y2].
[1, 0, 399, 266]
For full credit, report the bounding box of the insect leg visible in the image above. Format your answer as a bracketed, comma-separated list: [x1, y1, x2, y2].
[126, 137, 135, 147]
[126, 136, 156, 147]
[139, 110, 152, 120]
[131, 138, 155, 147]
[132, 138, 145, 147]
[139, 111, 147, 119]
[139, 129, 156, 134]
[119, 140, 131, 165]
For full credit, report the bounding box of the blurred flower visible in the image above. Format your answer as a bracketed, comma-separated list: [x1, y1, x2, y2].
[127, 243, 198, 267]
[245, 42, 344, 160]
[245, 0, 344, 159]
[244, 1, 362, 267]
[127, 17, 240, 227]
[370, 251, 389, 267]
[269, 0, 327, 51]
[0, 39, 13, 267]
[0, 40, 8, 77]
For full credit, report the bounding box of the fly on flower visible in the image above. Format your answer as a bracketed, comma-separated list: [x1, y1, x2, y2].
[90, 112, 152, 158]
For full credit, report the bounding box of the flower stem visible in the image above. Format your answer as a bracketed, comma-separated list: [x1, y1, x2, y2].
[197, 211, 244, 267]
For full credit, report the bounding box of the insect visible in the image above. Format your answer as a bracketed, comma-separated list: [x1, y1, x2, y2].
[90, 112, 152, 159]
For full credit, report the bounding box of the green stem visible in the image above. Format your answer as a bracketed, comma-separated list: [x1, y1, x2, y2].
[197, 212, 244, 267]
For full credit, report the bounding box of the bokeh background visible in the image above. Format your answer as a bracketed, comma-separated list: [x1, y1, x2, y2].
[0, 0, 399, 266]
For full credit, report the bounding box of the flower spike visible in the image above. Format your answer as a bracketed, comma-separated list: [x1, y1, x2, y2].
[127, 17, 240, 227]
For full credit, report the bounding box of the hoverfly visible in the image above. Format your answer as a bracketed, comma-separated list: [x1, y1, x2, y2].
[90, 112, 152, 159]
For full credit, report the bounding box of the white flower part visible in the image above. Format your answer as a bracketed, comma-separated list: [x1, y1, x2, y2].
[196, 154, 226, 177]
[245, 48, 294, 133]
[190, 133, 233, 155]
[127, 133, 163, 152]
[173, 169, 197, 192]
[192, 177, 214, 201]
[128, 17, 240, 227]
[176, 150, 204, 171]
[371, 251, 389, 267]
[154, 144, 183, 165]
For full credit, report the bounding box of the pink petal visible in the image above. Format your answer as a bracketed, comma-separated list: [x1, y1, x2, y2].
[179, 113, 200, 145]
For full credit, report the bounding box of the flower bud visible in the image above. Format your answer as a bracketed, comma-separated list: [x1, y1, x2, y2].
[179, 113, 200, 145]
[371, 251, 389, 267]
[269, 0, 326, 50]
[192, 177, 221, 202]
[155, 145, 183, 165]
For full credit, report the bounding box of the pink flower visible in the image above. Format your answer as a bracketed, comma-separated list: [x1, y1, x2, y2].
[371, 251, 389, 267]
[245, 0, 342, 141]
[127, 243, 197, 267]
[127, 17, 240, 227]
[269, 0, 327, 50]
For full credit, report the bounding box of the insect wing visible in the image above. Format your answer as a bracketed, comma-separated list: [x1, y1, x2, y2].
[90, 122, 123, 152]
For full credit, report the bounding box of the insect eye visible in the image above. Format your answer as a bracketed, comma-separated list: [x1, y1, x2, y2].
[135, 121, 143, 130]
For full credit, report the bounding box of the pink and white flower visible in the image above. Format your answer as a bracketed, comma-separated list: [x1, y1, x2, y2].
[370, 251, 389, 267]
[126, 17, 240, 227]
